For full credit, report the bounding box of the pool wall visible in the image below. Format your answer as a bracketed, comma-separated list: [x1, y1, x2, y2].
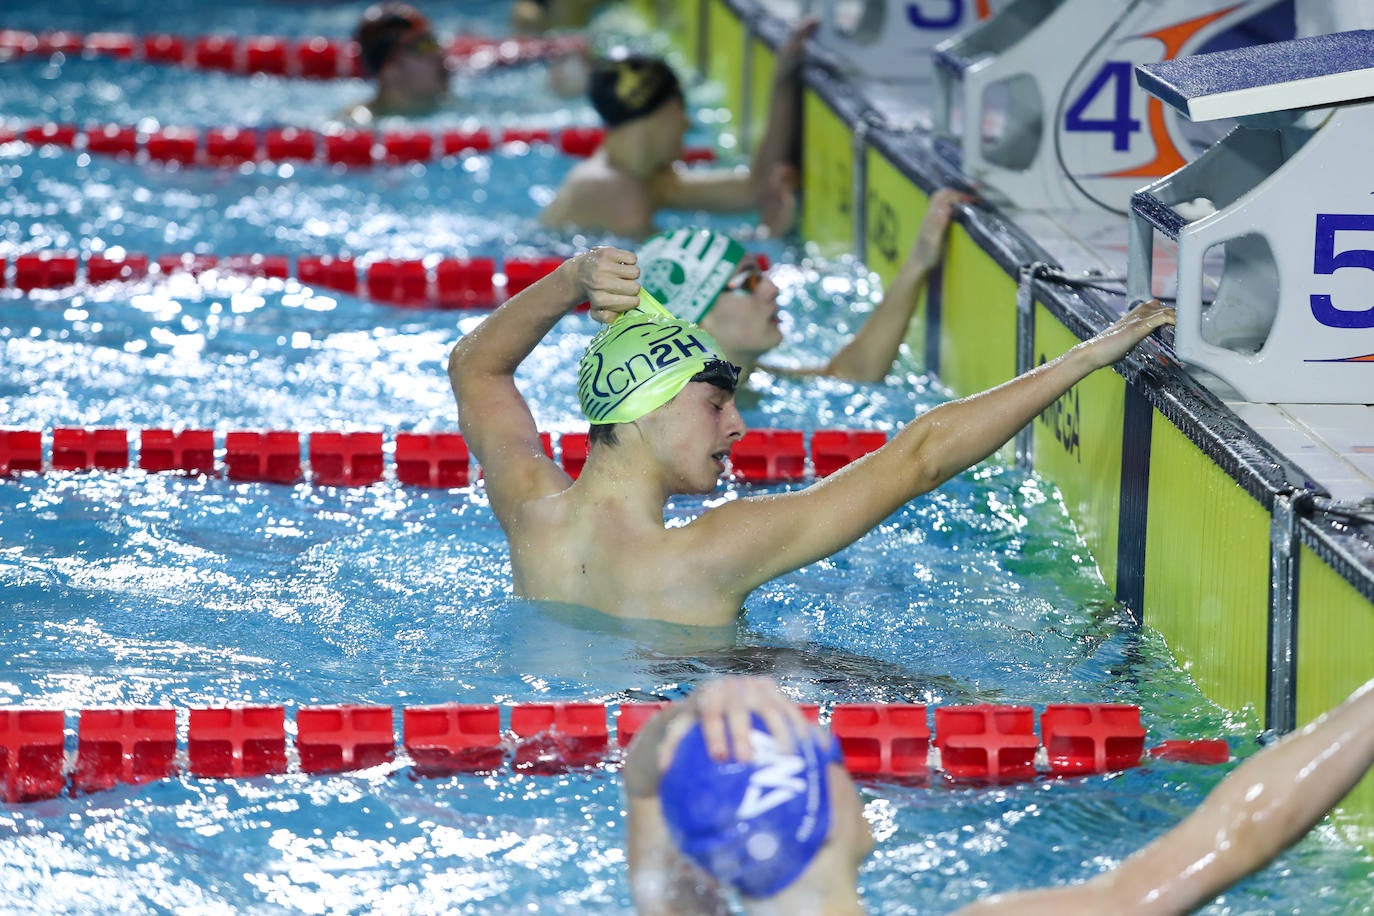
[644, 0, 1374, 842]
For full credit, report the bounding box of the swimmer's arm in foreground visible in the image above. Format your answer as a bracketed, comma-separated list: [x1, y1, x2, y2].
[689, 300, 1175, 595]
[782, 188, 972, 382]
[448, 247, 639, 524]
[651, 18, 816, 236]
[624, 677, 810, 915]
[958, 676, 1374, 915]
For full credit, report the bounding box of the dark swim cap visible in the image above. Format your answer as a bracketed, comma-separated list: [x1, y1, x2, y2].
[355, 2, 433, 76]
[588, 50, 683, 127]
[659, 715, 839, 899]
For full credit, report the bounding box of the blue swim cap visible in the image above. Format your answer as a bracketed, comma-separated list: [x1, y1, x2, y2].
[658, 715, 839, 898]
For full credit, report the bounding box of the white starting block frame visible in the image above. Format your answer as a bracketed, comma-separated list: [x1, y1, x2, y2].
[1127, 29, 1374, 405]
[813, 0, 1010, 82]
[930, 0, 1289, 213]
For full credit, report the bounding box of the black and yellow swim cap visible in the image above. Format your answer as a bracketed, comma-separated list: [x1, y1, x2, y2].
[588, 50, 683, 128]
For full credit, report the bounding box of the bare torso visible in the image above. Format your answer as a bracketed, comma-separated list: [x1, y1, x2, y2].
[507, 485, 746, 626]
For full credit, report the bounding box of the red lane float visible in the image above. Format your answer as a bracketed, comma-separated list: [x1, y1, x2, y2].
[511, 703, 609, 773]
[0, 427, 893, 488]
[0, 708, 64, 803]
[934, 704, 1041, 782]
[404, 704, 503, 775]
[297, 705, 396, 774]
[4, 248, 567, 311]
[0, 699, 1231, 803]
[1041, 703, 1147, 775]
[74, 708, 177, 794]
[731, 429, 806, 482]
[0, 29, 587, 77]
[187, 706, 288, 778]
[832, 703, 930, 781]
[1, 120, 718, 168]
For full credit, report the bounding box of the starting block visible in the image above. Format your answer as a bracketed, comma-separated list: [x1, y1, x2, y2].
[1128, 28, 1374, 403]
[814, 0, 1007, 81]
[932, 0, 1289, 212]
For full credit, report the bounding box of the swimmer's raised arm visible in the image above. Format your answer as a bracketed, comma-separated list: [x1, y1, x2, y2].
[693, 300, 1175, 592]
[448, 248, 640, 522]
[821, 188, 972, 382]
[958, 675, 1374, 915]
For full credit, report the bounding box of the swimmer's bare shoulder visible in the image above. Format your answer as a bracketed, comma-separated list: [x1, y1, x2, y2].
[542, 156, 657, 238]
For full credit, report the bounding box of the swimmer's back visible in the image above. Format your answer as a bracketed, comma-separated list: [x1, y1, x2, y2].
[541, 155, 657, 239]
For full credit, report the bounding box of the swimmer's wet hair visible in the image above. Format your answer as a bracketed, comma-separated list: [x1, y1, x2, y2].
[587, 50, 683, 127]
[355, 2, 432, 76]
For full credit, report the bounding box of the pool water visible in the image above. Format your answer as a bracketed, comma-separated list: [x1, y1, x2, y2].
[1, 1, 1372, 913]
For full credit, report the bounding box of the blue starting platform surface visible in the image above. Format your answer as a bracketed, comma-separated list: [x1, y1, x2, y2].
[1136, 29, 1374, 121]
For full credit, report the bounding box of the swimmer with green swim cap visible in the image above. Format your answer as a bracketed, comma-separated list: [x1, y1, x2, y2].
[634, 188, 977, 387]
[448, 244, 1173, 626]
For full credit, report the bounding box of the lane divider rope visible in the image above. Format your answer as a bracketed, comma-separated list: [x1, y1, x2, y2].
[0, 427, 885, 486]
[0, 121, 717, 167]
[0, 700, 1231, 803]
[0, 247, 764, 309]
[0, 29, 588, 78]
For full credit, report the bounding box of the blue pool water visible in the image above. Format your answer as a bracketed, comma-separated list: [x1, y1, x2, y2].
[2, 1, 1372, 912]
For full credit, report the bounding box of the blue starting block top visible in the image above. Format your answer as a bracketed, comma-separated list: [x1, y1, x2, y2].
[1136, 29, 1374, 121]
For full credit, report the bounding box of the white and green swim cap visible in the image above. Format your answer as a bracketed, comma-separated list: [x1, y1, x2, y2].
[638, 228, 748, 324]
[578, 289, 738, 425]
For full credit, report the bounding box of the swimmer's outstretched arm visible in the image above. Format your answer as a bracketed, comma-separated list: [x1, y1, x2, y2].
[958, 676, 1374, 915]
[821, 188, 971, 382]
[624, 677, 811, 914]
[448, 248, 640, 522]
[690, 300, 1175, 593]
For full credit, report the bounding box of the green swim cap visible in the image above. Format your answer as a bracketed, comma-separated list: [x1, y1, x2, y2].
[638, 228, 748, 323]
[578, 289, 737, 425]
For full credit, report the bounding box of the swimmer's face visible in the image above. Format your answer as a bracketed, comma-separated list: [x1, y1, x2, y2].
[633, 380, 745, 494]
[388, 31, 450, 102]
[701, 258, 784, 359]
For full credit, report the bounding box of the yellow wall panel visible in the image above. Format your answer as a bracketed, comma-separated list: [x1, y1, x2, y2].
[1143, 415, 1269, 714]
[1031, 305, 1126, 589]
[706, 0, 745, 134]
[801, 90, 854, 257]
[938, 228, 1017, 399]
[863, 150, 932, 367]
[747, 38, 775, 155]
[1296, 545, 1374, 847]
